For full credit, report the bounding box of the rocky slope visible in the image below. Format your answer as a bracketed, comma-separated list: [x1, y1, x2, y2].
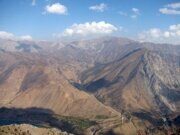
[0, 51, 118, 118]
[80, 48, 180, 116]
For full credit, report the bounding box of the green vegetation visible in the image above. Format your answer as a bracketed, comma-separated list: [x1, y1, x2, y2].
[56, 115, 97, 129]
[95, 115, 109, 119]
[54, 115, 97, 134]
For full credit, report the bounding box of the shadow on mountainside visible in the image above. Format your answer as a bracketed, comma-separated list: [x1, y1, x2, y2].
[132, 110, 180, 127]
[132, 111, 164, 126]
[0, 107, 96, 134]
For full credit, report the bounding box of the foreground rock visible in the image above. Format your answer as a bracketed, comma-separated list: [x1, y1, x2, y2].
[0, 124, 73, 135]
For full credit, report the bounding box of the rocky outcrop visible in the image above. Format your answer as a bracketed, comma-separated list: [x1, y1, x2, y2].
[0, 124, 74, 135]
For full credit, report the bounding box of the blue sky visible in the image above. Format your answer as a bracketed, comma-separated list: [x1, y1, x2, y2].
[0, 0, 180, 44]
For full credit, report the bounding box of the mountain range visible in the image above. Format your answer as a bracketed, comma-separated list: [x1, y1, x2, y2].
[0, 36, 179, 135]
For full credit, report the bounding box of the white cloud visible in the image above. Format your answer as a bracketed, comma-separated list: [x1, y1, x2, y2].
[89, 3, 107, 12]
[31, 0, 36, 6]
[159, 8, 180, 15]
[62, 21, 117, 37]
[0, 31, 15, 39]
[20, 35, 33, 40]
[159, 2, 180, 15]
[131, 8, 140, 18]
[118, 8, 140, 19]
[169, 24, 180, 31]
[45, 3, 67, 15]
[118, 11, 127, 16]
[166, 2, 180, 9]
[132, 8, 140, 15]
[131, 15, 137, 19]
[138, 24, 180, 44]
[0, 31, 33, 41]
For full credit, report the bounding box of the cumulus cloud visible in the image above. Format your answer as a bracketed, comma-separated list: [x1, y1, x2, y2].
[60, 21, 118, 37]
[131, 8, 140, 18]
[166, 2, 180, 9]
[20, 35, 33, 40]
[45, 3, 67, 15]
[132, 8, 140, 14]
[0, 31, 33, 41]
[159, 2, 180, 15]
[0, 31, 15, 39]
[159, 8, 180, 15]
[89, 3, 107, 12]
[138, 24, 180, 44]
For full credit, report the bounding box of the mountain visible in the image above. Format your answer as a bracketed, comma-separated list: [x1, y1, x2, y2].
[81, 48, 180, 114]
[0, 36, 179, 135]
[66, 37, 180, 119]
[0, 51, 118, 118]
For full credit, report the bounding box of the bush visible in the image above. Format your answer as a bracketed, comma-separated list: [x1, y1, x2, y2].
[95, 115, 109, 119]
